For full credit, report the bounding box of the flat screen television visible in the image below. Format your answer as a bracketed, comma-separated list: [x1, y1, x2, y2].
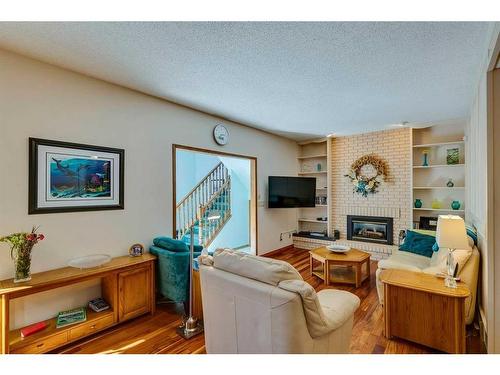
[268, 176, 316, 208]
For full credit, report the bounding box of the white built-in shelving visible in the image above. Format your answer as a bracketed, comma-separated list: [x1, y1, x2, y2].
[298, 218, 329, 224]
[297, 154, 328, 159]
[413, 164, 465, 169]
[412, 140, 465, 148]
[411, 123, 466, 228]
[296, 138, 330, 237]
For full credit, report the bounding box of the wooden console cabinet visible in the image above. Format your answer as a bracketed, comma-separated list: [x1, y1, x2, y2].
[0, 254, 156, 354]
[380, 269, 470, 353]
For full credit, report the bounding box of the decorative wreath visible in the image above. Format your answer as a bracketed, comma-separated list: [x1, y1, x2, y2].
[344, 154, 388, 197]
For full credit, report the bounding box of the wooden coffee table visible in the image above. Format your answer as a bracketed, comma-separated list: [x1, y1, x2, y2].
[309, 246, 370, 287]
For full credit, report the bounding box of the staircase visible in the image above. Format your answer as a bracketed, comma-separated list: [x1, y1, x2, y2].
[176, 162, 232, 248]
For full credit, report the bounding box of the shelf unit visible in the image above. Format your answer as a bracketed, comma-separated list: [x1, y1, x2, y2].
[297, 138, 330, 236]
[298, 218, 329, 223]
[413, 164, 465, 169]
[411, 123, 466, 228]
[0, 254, 156, 354]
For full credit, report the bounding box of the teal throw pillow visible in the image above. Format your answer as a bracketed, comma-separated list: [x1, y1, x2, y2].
[399, 230, 435, 258]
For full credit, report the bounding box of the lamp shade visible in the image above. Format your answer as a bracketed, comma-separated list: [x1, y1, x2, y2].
[436, 215, 469, 249]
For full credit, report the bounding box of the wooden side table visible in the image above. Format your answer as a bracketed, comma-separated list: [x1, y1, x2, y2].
[380, 269, 470, 353]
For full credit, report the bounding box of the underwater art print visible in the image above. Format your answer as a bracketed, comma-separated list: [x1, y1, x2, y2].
[29, 138, 124, 214]
[48, 156, 112, 199]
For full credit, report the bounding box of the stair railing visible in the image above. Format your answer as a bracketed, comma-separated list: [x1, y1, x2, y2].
[176, 162, 229, 240]
[197, 176, 232, 247]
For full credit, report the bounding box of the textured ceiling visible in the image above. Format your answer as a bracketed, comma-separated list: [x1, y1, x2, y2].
[0, 22, 492, 140]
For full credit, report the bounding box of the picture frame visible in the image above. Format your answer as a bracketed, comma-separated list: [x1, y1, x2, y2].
[29, 138, 124, 214]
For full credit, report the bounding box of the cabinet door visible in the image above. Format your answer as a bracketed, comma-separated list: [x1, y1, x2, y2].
[118, 266, 151, 322]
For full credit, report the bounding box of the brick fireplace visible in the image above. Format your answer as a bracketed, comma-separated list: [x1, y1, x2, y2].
[329, 128, 412, 259]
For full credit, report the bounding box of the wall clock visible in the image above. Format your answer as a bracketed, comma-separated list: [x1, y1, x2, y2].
[213, 124, 229, 146]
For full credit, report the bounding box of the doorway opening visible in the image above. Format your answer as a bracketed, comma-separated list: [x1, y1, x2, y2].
[173, 145, 257, 254]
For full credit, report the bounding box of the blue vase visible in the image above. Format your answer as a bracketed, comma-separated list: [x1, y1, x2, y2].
[414, 199, 422, 208]
[451, 200, 461, 210]
[422, 154, 429, 167]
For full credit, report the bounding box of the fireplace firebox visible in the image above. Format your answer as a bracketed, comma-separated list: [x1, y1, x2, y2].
[347, 215, 393, 245]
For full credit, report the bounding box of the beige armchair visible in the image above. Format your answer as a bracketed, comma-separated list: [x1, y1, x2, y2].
[199, 249, 360, 354]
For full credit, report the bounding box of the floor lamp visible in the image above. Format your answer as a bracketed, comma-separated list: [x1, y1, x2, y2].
[177, 210, 220, 339]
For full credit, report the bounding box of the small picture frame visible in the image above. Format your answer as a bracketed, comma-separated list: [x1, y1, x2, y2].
[446, 148, 459, 165]
[129, 243, 144, 257]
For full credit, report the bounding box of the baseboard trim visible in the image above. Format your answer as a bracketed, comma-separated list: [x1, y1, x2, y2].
[260, 244, 294, 257]
[478, 306, 488, 351]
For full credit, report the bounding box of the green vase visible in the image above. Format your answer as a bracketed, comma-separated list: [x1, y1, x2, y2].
[451, 200, 461, 210]
[414, 199, 423, 208]
[13, 244, 33, 283]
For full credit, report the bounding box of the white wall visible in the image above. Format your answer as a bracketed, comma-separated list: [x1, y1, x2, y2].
[465, 23, 500, 353]
[466, 71, 491, 342]
[0, 48, 298, 328]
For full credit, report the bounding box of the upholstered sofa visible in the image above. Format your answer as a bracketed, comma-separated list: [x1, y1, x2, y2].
[376, 237, 479, 325]
[198, 249, 360, 354]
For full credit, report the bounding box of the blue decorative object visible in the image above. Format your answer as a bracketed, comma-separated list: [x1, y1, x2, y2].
[414, 199, 423, 208]
[465, 225, 478, 245]
[422, 152, 429, 167]
[399, 230, 436, 258]
[316, 163, 322, 171]
[451, 200, 461, 210]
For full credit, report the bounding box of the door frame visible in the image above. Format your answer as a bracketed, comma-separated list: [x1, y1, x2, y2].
[172, 144, 258, 254]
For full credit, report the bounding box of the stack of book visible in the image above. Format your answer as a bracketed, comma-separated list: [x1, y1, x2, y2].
[56, 307, 87, 329]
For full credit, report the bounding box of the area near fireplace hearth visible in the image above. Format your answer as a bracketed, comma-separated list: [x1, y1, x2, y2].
[292, 123, 468, 260]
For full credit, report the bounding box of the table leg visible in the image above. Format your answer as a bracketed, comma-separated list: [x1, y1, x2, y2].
[355, 263, 362, 287]
[309, 254, 313, 277]
[366, 259, 371, 281]
[1, 295, 9, 354]
[383, 284, 392, 339]
[324, 260, 330, 286]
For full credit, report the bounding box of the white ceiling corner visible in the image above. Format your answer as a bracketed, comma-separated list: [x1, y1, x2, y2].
[0, 22, 492, 140]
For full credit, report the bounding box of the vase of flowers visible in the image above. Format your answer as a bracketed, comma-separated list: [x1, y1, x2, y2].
[0, 226, 45, 283]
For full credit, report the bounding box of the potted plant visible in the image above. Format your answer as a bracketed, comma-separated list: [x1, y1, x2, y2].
[0, 226, 45, 283]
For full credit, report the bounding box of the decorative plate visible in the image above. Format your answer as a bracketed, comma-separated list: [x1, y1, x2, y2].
[326, 244, 351, 253]
[68, 254, 111, 269]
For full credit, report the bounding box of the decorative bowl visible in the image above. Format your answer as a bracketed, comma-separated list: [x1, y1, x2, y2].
[68, 254, 111, 269]
[326, 244, 351, 253]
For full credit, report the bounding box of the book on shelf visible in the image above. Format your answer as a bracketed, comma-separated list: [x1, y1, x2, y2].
[88, 297, 110, 313]
[21, 321, 48, 338]
[56, 307, 87, 328]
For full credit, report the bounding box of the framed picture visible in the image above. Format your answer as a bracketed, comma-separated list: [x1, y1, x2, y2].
[446, 148, 460, 165]
[29, 138, 124, 214]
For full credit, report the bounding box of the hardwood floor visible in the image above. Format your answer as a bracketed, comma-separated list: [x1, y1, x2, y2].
[54, 247, 483, 354]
